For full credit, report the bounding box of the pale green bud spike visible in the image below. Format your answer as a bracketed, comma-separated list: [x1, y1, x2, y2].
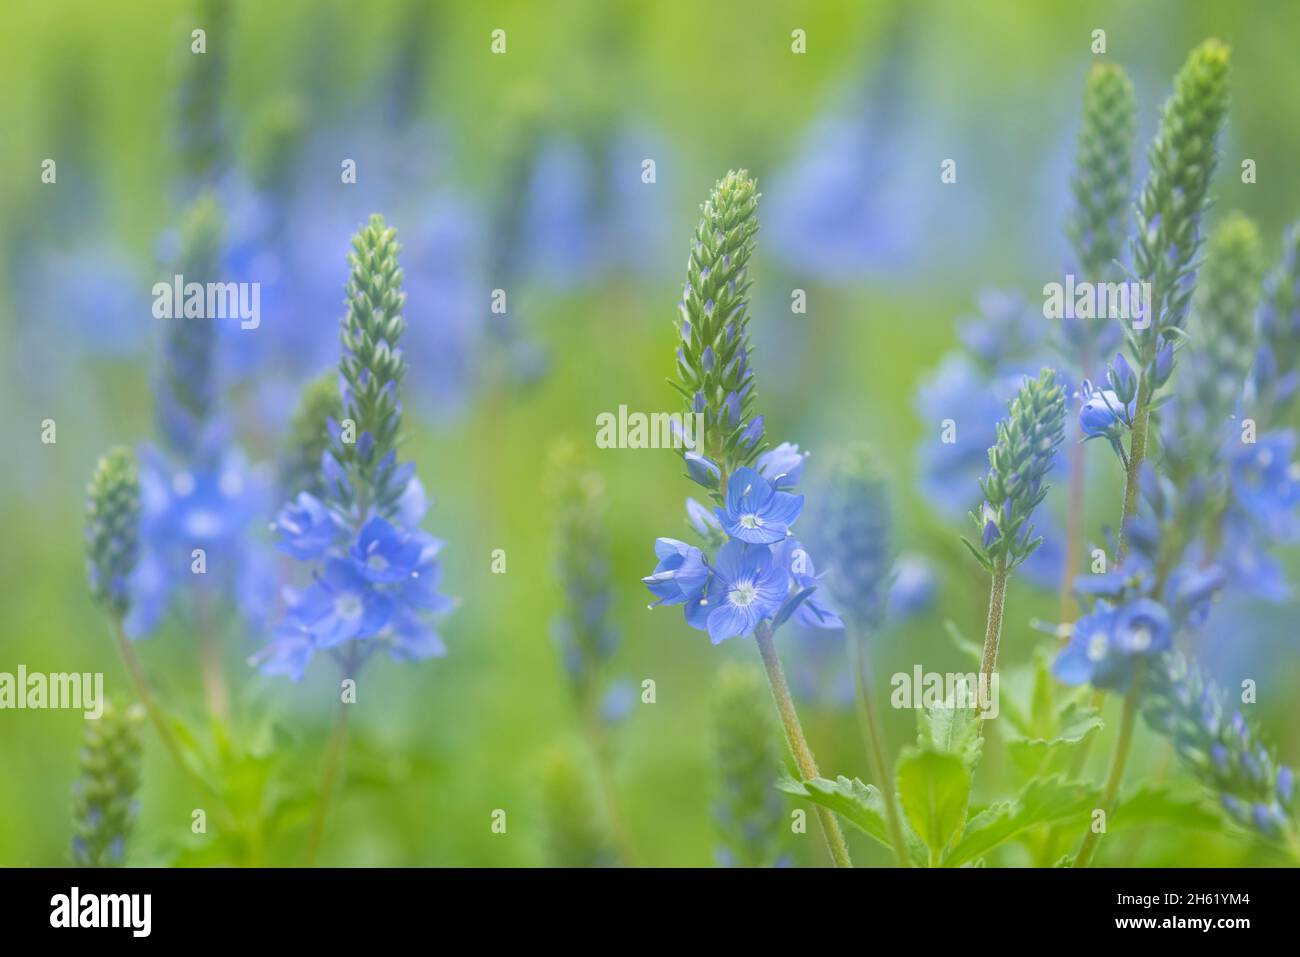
[72, 699, 145, 867]
[1069, 63, 1136, 280]
[85, 447, 141, 617]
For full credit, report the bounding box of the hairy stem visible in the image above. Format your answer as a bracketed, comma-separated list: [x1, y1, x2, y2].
[1074, 660, 1143, 867]
[978, 562, 1009, 722]
[847, 624, 910, 866]
[754, 621, 853, 867]
[1117, 369, 1153, 562]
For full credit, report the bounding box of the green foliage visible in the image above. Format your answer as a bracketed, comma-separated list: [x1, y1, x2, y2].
[72, 700, 145, 867]
[541, 749, 615, 868]
[945, 777, 1100, 868]
[713, 663, 787, 867]
[1069, 63, 1137, 280]
[896, 749, 970, 861]
[778, 774, 923, 865]
[84, 447, 141, 617]
[916, 682, 983, 772]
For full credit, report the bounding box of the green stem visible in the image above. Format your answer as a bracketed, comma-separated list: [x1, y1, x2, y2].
[1117, 370, 1153, 563]
[581, 698, 641, 867]
[193, 585, 231, 728]
[111, 617, 218, 804]
[753, 620, 853, 868]
[978, 562, 1009, 723]
[1074, 661, 1143, 867]
[304, 696, 351, 866]
[847, 624, 910, 866]
[1059, 428, 1088, 625]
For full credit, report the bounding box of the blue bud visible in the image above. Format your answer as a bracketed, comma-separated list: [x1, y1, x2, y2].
[684, 452, 721, 490]
[1277, 766, 1295, 805]
[1107, 352, 1137, 403]
[1153, 339, 1174, 385]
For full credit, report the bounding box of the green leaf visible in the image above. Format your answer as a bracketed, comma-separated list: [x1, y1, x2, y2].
[945, 776, 1099, 867]
[777, 775, 926, 866]
[1111, 785, 1222, 832]
[917, 680, 983, 772]
[1006, 703, 1103, 777]
[944, 620, 983, 663]
[895, 749, 970, 861]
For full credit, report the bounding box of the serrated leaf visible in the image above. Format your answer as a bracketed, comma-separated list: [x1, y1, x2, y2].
[917, 682, 983, 773]
[896, 749, 970, 861]
[777, 774, 927, 866]
[1006, 703, 1103, 777]
[944, 776, 1099, 867]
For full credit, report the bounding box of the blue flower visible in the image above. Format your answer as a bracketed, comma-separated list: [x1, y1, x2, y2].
[756, 442, 807, 489]
[288, 559, 394, 649]
[773, 538, 842, 630]
[1053, 598, 1171, 690]
[1079, 383, 1133, 437]
[714, 467, 803, 545]
[694, 540, 789, 644]
[274, 492, 339, 559]
[1230, 430, 1300, 538]
[350, 516, 424, 584]
[642, 538, 710, 606]
[684, 452, 722, 490]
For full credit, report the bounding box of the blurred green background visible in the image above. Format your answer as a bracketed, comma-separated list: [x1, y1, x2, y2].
[2, 0, 1298, 867]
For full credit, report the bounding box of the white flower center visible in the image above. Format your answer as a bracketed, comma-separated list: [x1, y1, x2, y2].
[1130, 626, 1151, 652]
[739, 513, 763, 529]
[729, 582, 758, 607]
[1086, 633, 1109, 661]
[334, 594, 363, 620]
[368, 552, 389, 571]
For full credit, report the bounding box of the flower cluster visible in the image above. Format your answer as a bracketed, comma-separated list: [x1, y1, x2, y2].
[1066, 63, 1136, 284]
[1054, 465, 1224, 690]
[1144, 653, 1297, 842]
[1250, 223, 1300, 427]
[818, 449, 894, 633]
[916, 292, 1068, 587]
[643, 172, 841, 644]
[255, 215, 453, 681]
[129, 195, 274, 639]
[72, 700, 145, 867]
[1126, 39, 1231, 378]
[964, 368, 1067, 572]
[85, 447, 141, 618]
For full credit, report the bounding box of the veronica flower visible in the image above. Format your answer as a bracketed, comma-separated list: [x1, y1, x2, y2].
[642, 170, 852, 866]
[1144, 654, 1298, 845]
[715, 467, 804, 545]
[254, 215, 453, 683]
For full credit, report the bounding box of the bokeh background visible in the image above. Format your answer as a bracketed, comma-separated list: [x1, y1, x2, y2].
[2, 0, 1298, 867]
